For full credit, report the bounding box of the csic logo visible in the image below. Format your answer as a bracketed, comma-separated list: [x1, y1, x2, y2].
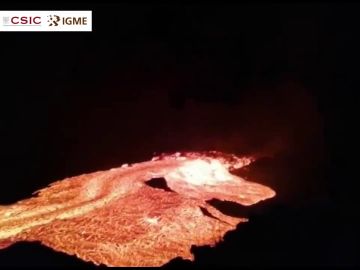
[2, 16, 41, 26]
[47, 14, 88, 27]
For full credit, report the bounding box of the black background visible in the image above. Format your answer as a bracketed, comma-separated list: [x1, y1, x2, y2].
[0, 2, 359, 267]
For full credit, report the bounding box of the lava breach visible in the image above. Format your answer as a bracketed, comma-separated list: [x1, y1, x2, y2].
[0, 151, 275, 266]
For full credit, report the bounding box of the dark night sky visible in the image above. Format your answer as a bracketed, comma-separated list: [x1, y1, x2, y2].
[0, 3, 359, 267]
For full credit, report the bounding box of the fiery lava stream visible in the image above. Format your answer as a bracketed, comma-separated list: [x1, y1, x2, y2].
[0, 151, 275, 266]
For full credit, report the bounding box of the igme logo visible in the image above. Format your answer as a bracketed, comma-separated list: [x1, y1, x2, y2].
[63, 16, 88, 25]
[47, 15, 60, 26]
[47, 15, 89, 26]
[0, 11, 92, 32]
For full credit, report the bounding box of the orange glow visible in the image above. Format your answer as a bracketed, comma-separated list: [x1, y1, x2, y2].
[0, 151, 275, 266]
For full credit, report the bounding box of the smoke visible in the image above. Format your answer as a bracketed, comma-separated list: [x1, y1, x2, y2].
[116, 78, 325, 163]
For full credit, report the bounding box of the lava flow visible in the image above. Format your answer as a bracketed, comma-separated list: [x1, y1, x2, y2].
[0, 151, 275, 266]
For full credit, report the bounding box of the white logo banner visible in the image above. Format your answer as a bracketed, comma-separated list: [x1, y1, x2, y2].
[0, 10, 92, 32]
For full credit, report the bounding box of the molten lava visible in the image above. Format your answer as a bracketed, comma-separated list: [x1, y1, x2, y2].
[0, 151, 275, 266]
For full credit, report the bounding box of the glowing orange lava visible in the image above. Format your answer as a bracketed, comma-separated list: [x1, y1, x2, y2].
[0, 151, 275, 266]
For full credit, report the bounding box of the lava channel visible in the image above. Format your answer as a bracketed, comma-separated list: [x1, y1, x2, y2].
[0, 151, 275, 266]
